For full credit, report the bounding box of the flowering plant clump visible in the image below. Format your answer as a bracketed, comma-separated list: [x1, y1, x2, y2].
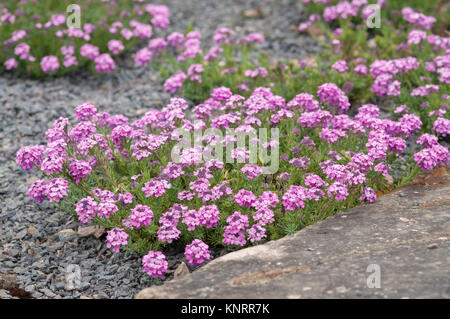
[0, 1, 169, 76]
[136, 1, 449, 137]
[147, 27, 268, 102]
[17, 82, 449, 277]
[13, 1, 450, 280]
[295, 0, 449, 132]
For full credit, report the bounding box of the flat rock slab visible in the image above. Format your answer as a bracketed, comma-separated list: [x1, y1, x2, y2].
[137, 172, 450, 299]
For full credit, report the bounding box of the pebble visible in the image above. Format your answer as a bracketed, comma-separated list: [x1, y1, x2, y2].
[25, 285, 35, 293]
[40, 288, 57, 298]
[0, 289, 12, 299]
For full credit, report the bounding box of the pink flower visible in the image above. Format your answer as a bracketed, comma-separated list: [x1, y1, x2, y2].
[305, 174, 327, 188]
[97, 200, 118, 219]
[94, 53, 115, 73]
[317, 83, 350, 113]
[75, 102, 97, 120]
[360, 187, 377, 203]
[75, 197, 98, 224]
[121, 28, 134, 40]
[432, 117, 450, 137]
[223, 227, 246, 246]
[41, 155, 65, 175]
[63, 55, 78, 68]
[287, 93, 319, 112]
[402, 7, 436, 30]
[282, 185, 308, 211]
[133, 22, 152, 39]
[40, 56, 59, 73]
[157, 224, 180, 243]
[135, 47, 153, 66]
[61, 45, 75, 56]
[187, 63, 204, 83]
[211, 86, 232, 101]
[197, 205, 221, 228]
[241, 164, 262, 180]
[185, 239, 210, 266]
[182, 209, 200, 231]
[14, 42, 30, 59]
[142, 251, 168, 277]
[12, 30, 26, 42]
[167, 32, 184, 48]
[327, 182, 349, 201]
[69, 160, 92, 184]
[414, 144, 449, 170]
[289, 157, 311, 169]
[417, 134, 439, 148]
[106, 228, 128, 253]
[319, 128, 347, 143]
[332, 60, 349, 73]
[80, 44, 99, 60]
[46, 178, 68, 202]
[142, 179, 171, 197]
[178, 191, 195, 201]
[118, 192, 134, 206]
[16, 145, 45, 170]
[354, 64, 368, 75]
[247, 223, 267, 243]
[164, 70, 186, 93]
[159, 204, 186, 226]
[253, 208, 275, 225]
[28, 179, 48, 203]
[108, 39, 125, 55]
[148, 37, 167, 53]
[235, 189, 257, 208]
[4, 58, 18, 70]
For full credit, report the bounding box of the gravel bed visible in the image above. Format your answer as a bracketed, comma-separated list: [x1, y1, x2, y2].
[167, 0, 320, 59]
[0, 0, 314, 299]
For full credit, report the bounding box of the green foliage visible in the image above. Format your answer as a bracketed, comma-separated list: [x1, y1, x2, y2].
[0, 0, 155, 76]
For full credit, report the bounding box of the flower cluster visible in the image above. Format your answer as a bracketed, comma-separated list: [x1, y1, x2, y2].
[142, 251, 168, 278]
[184, 239, 211, 267]
[106, 228, 128, 253]
[1, 1, 170, 75]
[14, 1, 450, 280]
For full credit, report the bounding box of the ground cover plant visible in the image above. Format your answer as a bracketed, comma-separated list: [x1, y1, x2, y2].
[144, 0, 449, 134]
[14, 0, 450, 279]
[0, 0, 169, 76]
[16, 87, 449, 277]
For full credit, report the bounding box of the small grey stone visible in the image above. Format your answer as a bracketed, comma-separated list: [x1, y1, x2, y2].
[58, 229, 77, 242]
[32, 260, 47, 268]
[55, 282, 65, 290]
[8, 249, 20, 257]
[14, 229, 27, 240]
[40, 288, 57, 298]
[79, 282, 91, 291]
[0, 289, 12, 299]
[25, 285, 35, 293]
